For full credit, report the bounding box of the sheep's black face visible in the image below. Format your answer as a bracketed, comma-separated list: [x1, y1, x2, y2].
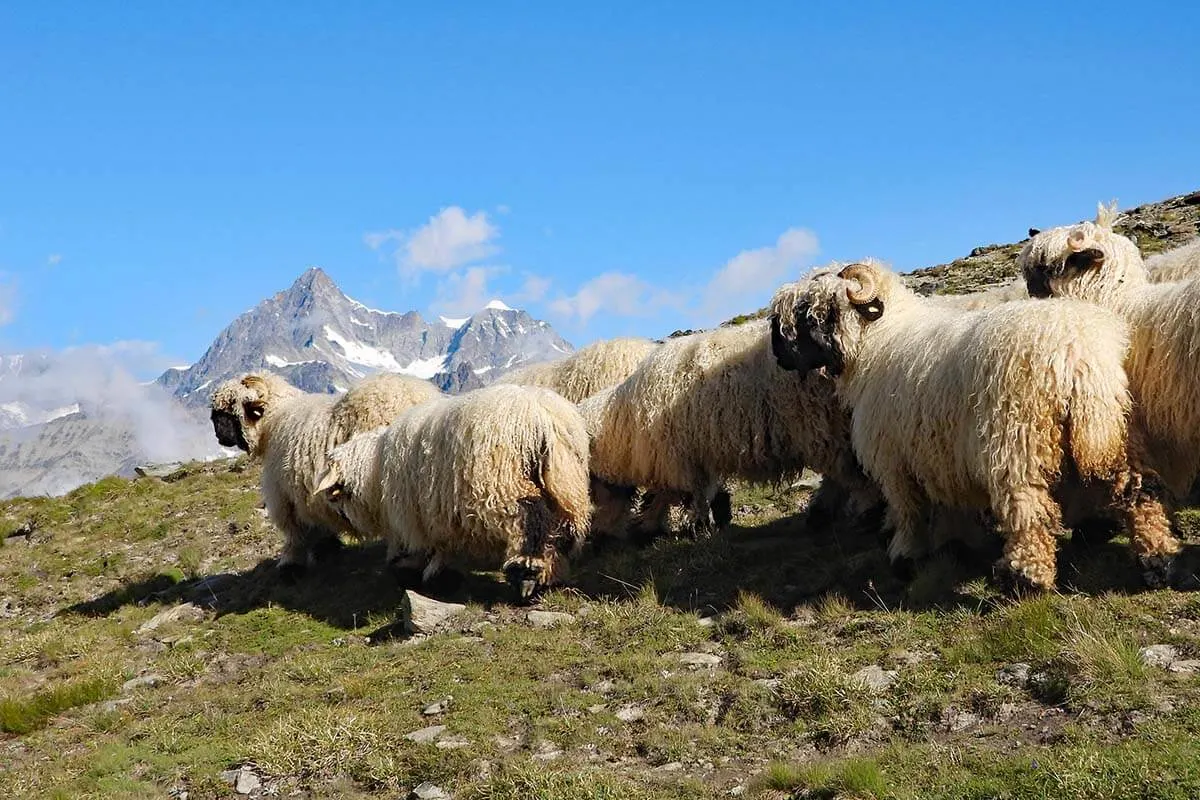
[1023, 247, 1105, 299]
[770, 306, 844, 376]
[210, 409, 249, 451]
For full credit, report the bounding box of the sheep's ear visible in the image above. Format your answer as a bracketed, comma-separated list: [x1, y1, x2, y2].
[244, 400, 266, 421]
[1027, 227, 1041, 238]
[313, 464, 343, 499]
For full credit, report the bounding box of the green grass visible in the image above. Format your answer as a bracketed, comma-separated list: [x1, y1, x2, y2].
[2, 459, 1200, 798]
[0, 674, 120, 735]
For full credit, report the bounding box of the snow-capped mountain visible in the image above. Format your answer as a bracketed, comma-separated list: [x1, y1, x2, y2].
[158, 267, 573, 405]
[0, 351, 224, 499]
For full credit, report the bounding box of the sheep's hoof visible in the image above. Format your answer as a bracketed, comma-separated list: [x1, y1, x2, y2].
[277, 561, 307, 585]
[991, 562, 1048, 597]
[711, 490, 733, 529]
[1139, 553, 1176, 590]
[387, 560, 424, 588]
[503, 557, 548, 603]
[890, 556, 916, 583]
[310, 536, 344, 561]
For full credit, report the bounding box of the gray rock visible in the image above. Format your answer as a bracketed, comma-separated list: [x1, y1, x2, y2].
[405, 725, 447, 744]
[234, 770, 261, 795]
[219, 767, 261, 795]
[133, 462, 186, 479]
[943, 708, 981, 732]
[753, 678, 782, 691]
[402, 591, 466, 634]
[851, 665, 898, 692]
[1169, 659, 1200, 674]
[526, 610, 577, 629]
[411, 782, 450, 800]
[677, 652, 723, 669]
[422, 698, 451, 715]
[997, 663, 1032, 688]
[659, 761, 684, 772]
[615, 704, 645, 723]
[1140, 644, 1180, 669]
[121, 674, 167, 693]
[435, 736, 471, 750]
[591, 679, 617, 694]
[696, 616, 716, 628]
[136, 603, 206, 635]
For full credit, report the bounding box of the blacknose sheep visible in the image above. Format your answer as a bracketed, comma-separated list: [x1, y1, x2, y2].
[770, 261, 1179, 592]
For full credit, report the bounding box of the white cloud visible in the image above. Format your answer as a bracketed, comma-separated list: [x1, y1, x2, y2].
[701, 228, 819, 322]
[366, 206, 500, 279]
[512, 272, 551, 304]
[432, 266, 502, 316]
[548, 272, 686, 325]
[46, 253, 62, 267]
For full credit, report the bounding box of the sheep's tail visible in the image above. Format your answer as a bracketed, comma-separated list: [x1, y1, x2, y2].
[1064, 366, 1130, 482]
[532, 412, 593, 543]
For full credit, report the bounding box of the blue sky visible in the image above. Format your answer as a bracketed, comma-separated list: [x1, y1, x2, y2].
[1, 1, 1198, 372]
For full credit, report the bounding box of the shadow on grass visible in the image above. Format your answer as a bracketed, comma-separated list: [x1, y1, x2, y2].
[60, 508, 1200, 629]
[60, 541, 517, 630]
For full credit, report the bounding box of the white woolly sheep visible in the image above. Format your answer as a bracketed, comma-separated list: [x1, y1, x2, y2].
[209, 372, 443, 579]
[1020, 205, 1200, 501]
[769, 260, 1179, 592]
[1145, 237, 1200, 284]
[495, 337, 658, 403]
[313, 384, 592, 601]
[578, 319, 882, 539]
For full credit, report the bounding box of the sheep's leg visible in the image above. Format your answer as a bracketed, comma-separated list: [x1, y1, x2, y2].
[385, 534, 431, 588]
[268, 495, 316, 583]
[504, 496, 570, 603]
[1111, 467, 1180, 589]
[876, 471, 928, 570]
[991, 486, 1061, 594]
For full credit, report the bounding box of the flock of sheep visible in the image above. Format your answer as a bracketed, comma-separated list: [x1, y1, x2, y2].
[208, 203, 1200, 601]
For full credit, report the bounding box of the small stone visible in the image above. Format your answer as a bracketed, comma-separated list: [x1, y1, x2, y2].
[122, 674, 167, 693]
[422, 698, 451, 715]
[1140, 644, 1180, 669]
[532, 741, 563, 761]
[411, 782, 450, 800]
[403, 591, 467, 634]
[136, 603, 206, 635]
[997, 663, 1032, 688]
[696, 616, 716, 628]
[100, 697, 134, 713]
[851, 665, 897, 692]
[526, 610, 577, 629]
[234, 771, 261, 795]
[493, 735, 521, 751]
[943, 708, 981, 732]
[753, 678, 782, 691]
[435, 736, 471, 750]
[591, 679, 617, 694]
[729, 786, 747, 796]
[1168, 659, 1200, 674]
[405, 725, 447, 744]
[615, 704, 645, 723]
[677, 652, 723, 669]
[660, 761, 684, 772]
[587, 704, 607, 714]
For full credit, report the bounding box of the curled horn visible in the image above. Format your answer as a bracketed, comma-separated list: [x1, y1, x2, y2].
[838, 264, 879, 305]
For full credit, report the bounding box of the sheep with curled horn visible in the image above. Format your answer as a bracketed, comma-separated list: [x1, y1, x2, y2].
[209, 371, 443, 580]
[1020, 204, 1200, 503]
[578, 319, 884, 541]
[313, 384, 592, 602]
[769, 260, 1179, 593]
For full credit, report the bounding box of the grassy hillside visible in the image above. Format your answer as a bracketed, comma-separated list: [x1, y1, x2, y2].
[3, 193, 1199, 798]
[2, 458, 1200, 799]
